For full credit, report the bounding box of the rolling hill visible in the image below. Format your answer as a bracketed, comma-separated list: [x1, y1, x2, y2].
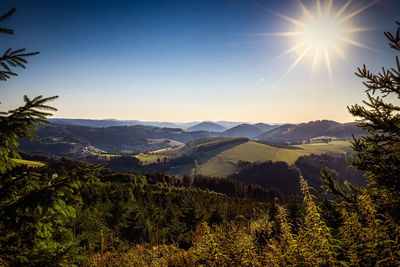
[18, 124, 219, 156]
[49, 118, 183, 129]
[256, 120, 364, 143]
[222, 124, 264, 139]
[188, 122, 227, 132]
[253, 123, 278, 132]
[137, 137, 352, 177]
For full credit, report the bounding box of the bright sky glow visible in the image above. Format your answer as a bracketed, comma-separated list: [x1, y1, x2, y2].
[1, 0, 399, 123]
[270, 0, 378, 84]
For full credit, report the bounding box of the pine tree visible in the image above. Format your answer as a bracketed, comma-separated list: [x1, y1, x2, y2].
[0, 8, 86, 265]
[320, 21, 400, 265]
[0, 8, 58, 174]
[347, 21, 400, 220]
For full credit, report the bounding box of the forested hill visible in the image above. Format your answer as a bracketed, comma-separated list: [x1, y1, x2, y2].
[256, 120, 364, 143]
[221, 123, 264, 138]
[18, 124, 219, 156]
[48, 118, 182, 128]
[18, 119, 364, 157]
[187, 122, 227, 132]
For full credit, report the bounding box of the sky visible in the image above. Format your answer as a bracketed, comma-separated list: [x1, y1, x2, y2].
[1, 0, 399, 123]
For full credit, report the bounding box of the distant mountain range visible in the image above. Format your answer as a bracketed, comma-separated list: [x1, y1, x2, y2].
[188, 122, 227, 132]
[254, 123, 277, 133]
[256, 120, 364, 142]
[19, 124, 219, 156]
[48, 118, 186, 129]
[48, 118, 275, 130]
[221, 124, 264, 139]
[19, 119, 364, 156]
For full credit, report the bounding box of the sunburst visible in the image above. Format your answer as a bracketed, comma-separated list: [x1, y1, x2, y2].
[268, 0, 378, 84]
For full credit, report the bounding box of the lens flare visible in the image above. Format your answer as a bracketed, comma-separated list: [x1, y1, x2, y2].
[268, 0, 378, 85]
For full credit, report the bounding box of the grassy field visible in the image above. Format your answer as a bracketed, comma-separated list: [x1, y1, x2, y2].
[189, 140, 352, 177]
[135, 154, 174, 164]
[294, 140, 352, 154]
[12, 158, 45, 167]
[134, 138, 353, 177]
[198, 141, 277, 176]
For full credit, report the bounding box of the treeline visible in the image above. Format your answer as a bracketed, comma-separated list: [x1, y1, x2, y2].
[1, 157, 286, 265]
[20, 150, 365, 196]
[229, 153, 365, 195]
[231, 161, 301, 194]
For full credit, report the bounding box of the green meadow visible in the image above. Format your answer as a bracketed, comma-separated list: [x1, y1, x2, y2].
[137, 138, 352, 177]
[12, 158, 45, 167]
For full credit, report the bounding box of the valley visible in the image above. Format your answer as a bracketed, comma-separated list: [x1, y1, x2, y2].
[135, 138, 352, 177]
[16, 119, 358, 178]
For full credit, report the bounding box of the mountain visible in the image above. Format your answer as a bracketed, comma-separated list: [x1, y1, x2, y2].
[48, 118, 135, 128]
[215, 121, 246, 129]
[48, 118, 247, 130]
[221, 124, 264, 139]
[48, 118, 181, 129]
[256, 120, 364, 142]
[253, 123, 278, 132]
[188, 122, 227, 132]
[18, 124, 219, 156]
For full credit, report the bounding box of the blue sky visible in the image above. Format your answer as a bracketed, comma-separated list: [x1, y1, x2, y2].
[1, 0, 399, 123]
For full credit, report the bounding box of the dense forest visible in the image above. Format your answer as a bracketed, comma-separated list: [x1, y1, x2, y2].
[1, 8, 400, 266]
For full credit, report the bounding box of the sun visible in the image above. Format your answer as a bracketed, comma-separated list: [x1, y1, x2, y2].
[302, 16, 341, 49]
[269, 0, 377, 83]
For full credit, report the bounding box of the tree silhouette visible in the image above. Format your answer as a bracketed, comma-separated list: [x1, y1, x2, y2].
[0, 8, 58, 174]
[0, 8, 82, 265]
[348, 21, 400, 220]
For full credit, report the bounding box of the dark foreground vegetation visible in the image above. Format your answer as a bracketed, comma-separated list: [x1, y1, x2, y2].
[0, 8, 399, 266]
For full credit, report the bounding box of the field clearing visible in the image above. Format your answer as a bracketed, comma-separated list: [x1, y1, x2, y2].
[199, 140, 353, 176]
[199, 141, 278, 176]
[152, 145, 190, 157]
[12, 158, 45, 167]
[199, 157, 236, 177]
[295, 140, 352, 153]
[134, 139, 353, 177]
[95, 154, 121, 158]
[274, 149, 310, 164]
[134, 154, 173, 164]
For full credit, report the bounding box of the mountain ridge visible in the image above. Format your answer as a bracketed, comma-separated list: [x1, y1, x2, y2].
[256, 120, 364, 142]
[188, 122, 227, 132]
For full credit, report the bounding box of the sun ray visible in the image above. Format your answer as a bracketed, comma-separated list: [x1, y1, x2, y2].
[324, 48, 336, 94]
[310, 48, 321, 74]
[271, 42, 307, 62]
[261, 31, 304, 36]
[325, 0, 333, 17]
[332, 0, 352, 21]
[296, 0, 314, 20]
[324, 48, 332, 74]
[265, 0, 377, 87]
[272, 11, 306, 26]
[316, 0, 323, 18]
[280, 45, 312, 80]
[339, 37, 379, 52]
[339, 27, 375, 33]
[337, 0, 379, 24]
[331, 44, 353, 69]
[331, 44, 346, 61]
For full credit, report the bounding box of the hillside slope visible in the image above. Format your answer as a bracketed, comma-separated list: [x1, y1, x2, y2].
[257, 120, 364, 142]
[253, 123, 278, 132]
[188, 122, 227, 132]
[18, 124, 219, 156]
[222, 124, 264, 139]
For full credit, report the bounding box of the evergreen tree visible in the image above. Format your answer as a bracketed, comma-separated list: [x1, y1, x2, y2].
[347, 21, 400, 220]
[0, 8, 85, 265]
[320, 21, 400, 265]
[0, 8, 58, 174]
